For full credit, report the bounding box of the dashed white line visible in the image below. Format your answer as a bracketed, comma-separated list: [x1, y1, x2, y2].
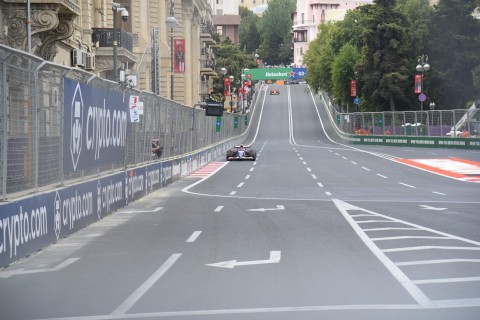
[186, 231, 202, 243]
[351, 161, 358, 165]
[214, 206, 224, 213]
[245, 175, 251, 180]
[311, 174, 317, 180]
[362, 167, 371, 172]
[342, 156, 348, 160]
[325, 192, 332, 196]
[307, 167, 312, 172]
[303, 161, 307, 165]
[249, 168, 255, 172]
[376, 174, 388, 179]
[432, 191, 446, 195]
[229, 191, 237, 196]
[237, 182, 245, 188]
[317, 182, 324, 187]
[399, 182, 416, 188]
[299, 157, 304, 161]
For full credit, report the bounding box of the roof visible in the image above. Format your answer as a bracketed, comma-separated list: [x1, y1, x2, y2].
[212, 15, 241, 26]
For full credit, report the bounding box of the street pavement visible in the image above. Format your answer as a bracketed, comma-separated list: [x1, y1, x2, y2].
[1, 83, 479, 320]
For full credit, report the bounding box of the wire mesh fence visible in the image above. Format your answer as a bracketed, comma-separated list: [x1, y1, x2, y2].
[0, 45, 249, 200]
[322, 93, 480, 139]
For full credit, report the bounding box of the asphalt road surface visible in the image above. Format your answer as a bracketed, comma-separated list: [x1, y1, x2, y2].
[1, 84, 480, 320]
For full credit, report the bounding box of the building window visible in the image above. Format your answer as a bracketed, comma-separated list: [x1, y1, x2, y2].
[301, 13, 304, 24]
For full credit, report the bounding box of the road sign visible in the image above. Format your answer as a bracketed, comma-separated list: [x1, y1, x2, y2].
[215, 116, 221, 132]
[353, 97, 360, 104]
[419, 93, 427, 102]
[234, 116, 238, 128]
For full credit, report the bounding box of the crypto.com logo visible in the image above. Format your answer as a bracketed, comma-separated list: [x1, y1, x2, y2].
[70, 83, 84, 171]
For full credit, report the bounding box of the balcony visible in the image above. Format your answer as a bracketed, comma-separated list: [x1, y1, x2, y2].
[200, 23, 216, 45]
[92, 28, 133, 52]
[92, 28, 136, 75]
[200, 58, 216, 77]
[3, 0, 81, 15]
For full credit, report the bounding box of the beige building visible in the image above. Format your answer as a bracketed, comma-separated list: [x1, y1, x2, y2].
[0, 0, 218, 107]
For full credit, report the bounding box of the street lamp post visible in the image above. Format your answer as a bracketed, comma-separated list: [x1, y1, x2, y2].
[429, 101, 436, 135]
[219, 67, 227, 105]
[166, 0, 178, 100]
[416, 54, 430, 123]
[112, 3, 129, 82]
[242, 68, 249, 114]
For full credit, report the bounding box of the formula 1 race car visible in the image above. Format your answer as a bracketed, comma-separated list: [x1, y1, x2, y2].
[270, 88, 280, 95]
[226, 145, 257, 161]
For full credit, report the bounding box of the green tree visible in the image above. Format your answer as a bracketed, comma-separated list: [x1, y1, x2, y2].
[361, 0, 413, 111]
[331, 44, 362, 110]
[212, 40, 257, 97]
[427, 0, 480, 109]
[257, 0, 295, 65]
[239, 6, 261, 53]
[304, 23, 339, 95]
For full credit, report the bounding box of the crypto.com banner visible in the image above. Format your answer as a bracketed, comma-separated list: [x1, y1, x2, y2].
[63, 78, 130, 173]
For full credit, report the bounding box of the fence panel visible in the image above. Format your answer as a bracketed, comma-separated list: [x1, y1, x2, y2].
[0, 45, 251, 200]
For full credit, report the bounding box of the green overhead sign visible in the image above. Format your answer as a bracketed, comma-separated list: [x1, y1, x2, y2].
[245, 68, 307, 81]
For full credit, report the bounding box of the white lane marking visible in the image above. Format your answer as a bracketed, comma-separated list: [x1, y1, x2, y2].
[118, 207, 163, 214]
[334, 153, 340, 156]
[351, 161, 358, 165]
[248, 205, 285, 212]
[413, 277, 480, 285]
[362, 167, 371, 172]
[371, 236, 450, 241]
[299, 157, 304, 161]
[364, 227, 419, 232]
[419, 205, 447, 211]
[342, 156, 348, 160]
[317, 182, 324, 187]
[397, 259, 480, 266]
[303, 161, 307, 165]
[186, 231, 202, 243]
[311, 174, 317, 180]
[383, 246, 480, 253]
[307, 167, 312, 172]
[245, 175, 251, 180]
[432, 191, 447, 196]
[214, 206, 224, 213]
[250, 168, 255, 172]
[237, 182, 245, 188]
[206, 251, 281, 269]
[376, 174, 388, 179]
[229, 191, 237, 196]
[399, 182, 416, 188]
[253, 161, 257, 165]
[332, 199, 432, 307]
[112, 253, 182, 315]
[0, 258, 80, 278]
[325, 192, 332, 196]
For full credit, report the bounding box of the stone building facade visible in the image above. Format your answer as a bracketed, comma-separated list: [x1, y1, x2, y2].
[0, 0, 218, 107]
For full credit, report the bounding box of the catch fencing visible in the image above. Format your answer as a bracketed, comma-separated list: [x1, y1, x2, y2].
[321, 94, 480, 138]
[0, 45, 248, 201]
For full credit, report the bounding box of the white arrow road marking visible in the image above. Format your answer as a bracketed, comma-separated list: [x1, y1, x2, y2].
[0, 258, 80, 278]
[419, 205, 447, 211]
[247, 205, 285, 212]
[206, 251, 281, 269]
